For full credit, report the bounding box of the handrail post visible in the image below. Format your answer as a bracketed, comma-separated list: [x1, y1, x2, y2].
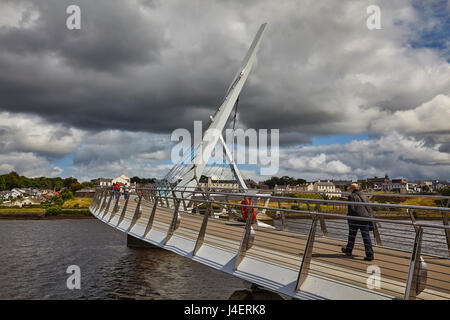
[278, 200, 287, 230]
[128, 194, 142, 232]
[404, 226, 426, 300]
[109, 192, 121, 218]
[372, 219, 383, 246]
[234, 200, 255, 271]
[99, 191, 110, 213]
[224, 194, 233, 221]
[164, 192, 181, 245]
[165, 190, 170, 208]
[316, 204, 328, 237]
[295, 215, 318, 291]
[108, 192, 123, 222]
[442, 199, 450, 256]
[102, 192, 115, 218]
[96, 190, 104, 209]
[116, 194, 130, 226]
[193, 201, 212, 255]
[90, 190, 99, 211]
[144, 196, 159, 238]
[91, 190, 100, 210]
[407, 208, 418, 233]
[181, 192, 187, 212]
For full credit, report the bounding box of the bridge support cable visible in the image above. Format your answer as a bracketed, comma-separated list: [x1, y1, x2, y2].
[404, 226, 427, 300]
[295, 215, 319, 291]
[144, 195, 160, 238]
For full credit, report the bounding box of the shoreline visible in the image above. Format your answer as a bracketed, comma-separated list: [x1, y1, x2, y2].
[0, 211, 95, 220]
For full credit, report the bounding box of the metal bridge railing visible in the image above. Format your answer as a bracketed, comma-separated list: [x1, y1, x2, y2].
[89, 186, 450, 300]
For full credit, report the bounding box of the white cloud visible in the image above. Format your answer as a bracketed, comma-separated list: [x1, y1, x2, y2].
[279, 132, 450, 181]
[371, 94, 450, 139]
[0, 112, 85, 156]
[0, 1, 39, 29]
[0, 152, 63, 177]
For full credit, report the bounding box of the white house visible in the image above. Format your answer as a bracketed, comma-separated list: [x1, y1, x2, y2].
[99, 178, 113, 187]
[112, 174, 131, 186]
[99, 174, 132, 187]
[311, 180, 340, 197]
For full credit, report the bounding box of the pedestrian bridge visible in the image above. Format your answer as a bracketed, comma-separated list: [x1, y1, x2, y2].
[89, 187, 450, 300]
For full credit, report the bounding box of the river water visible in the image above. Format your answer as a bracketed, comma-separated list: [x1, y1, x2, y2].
[0, 219, 245, 300]
[1, 218, 448, 299]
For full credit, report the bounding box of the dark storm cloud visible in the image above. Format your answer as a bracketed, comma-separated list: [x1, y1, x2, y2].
[0, 0, 448, 147]
[0, 0, 164, 71]
[0, 0, 236, 134]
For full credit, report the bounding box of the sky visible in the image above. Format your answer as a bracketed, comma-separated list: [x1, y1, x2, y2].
[0, 0, 449, 182]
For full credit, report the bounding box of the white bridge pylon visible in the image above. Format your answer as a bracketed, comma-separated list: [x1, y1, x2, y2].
[173, 23, 267, 192]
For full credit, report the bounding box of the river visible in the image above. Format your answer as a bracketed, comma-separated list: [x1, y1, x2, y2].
[0, 219, 245, 299]
[1, 218, 447, 299]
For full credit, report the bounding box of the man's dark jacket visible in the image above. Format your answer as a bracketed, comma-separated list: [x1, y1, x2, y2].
[348, 190, 373, 219]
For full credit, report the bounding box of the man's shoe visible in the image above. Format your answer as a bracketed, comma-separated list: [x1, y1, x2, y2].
[364, 256, 374, 261]
[341, 247, 352, 256]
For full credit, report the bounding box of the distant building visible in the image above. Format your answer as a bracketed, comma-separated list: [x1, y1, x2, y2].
[2, 196, 41, 208]
[432, 180, 450, 191]
[332, 180, 353, 192]
[99, 174, 132, 187]
[99, 178, 113, 187]
[358, 175, 390, 191]
[244, 179, 257, 188]
[199, 177, 239, 190]
[75, 187, 96, 198]
[257, 183, 270, 190]
[384, 178, 408, 193]
[311, 180, 340, 197]
[274, 184, 306, 192]
[113, 174, 131, 186]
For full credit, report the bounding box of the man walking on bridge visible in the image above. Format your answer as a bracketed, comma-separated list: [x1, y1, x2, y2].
[342, 183, 374, 261]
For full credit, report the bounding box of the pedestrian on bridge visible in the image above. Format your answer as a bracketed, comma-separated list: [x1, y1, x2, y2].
[123, 185, 129, 200]
[113, 182, 120, 200]
[342, 183, 374, 261]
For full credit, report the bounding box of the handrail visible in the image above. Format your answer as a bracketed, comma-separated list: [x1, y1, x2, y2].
[95, 186, 450, 230]
[95, 184, 450, 199]
[97, 186, 450, 213]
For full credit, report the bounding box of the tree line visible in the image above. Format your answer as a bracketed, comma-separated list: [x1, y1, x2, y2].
[261, 176, 307, 189]
[0, 171, 94, 193]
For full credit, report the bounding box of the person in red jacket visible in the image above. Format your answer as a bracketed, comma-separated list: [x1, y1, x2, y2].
[240, 197, 256, 223]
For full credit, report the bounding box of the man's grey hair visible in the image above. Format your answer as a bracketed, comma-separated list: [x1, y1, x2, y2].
[350, 183, 359, 190]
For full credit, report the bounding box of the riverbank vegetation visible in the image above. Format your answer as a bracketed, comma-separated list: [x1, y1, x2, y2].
[0, 190, 93, 219]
